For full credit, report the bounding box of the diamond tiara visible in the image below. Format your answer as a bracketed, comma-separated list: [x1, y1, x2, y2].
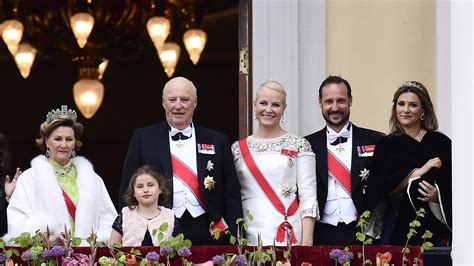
[46, 105, 77, 124]
[400, 81, 423, 91]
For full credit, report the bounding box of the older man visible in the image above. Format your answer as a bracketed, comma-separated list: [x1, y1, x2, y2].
[119, 77, 243, 245]
[305, 76, 384, 245]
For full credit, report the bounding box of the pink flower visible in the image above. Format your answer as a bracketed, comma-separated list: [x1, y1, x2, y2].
[376, 252, 392, 266]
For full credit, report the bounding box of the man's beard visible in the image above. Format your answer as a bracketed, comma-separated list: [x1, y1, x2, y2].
[323, 110, 350, 128]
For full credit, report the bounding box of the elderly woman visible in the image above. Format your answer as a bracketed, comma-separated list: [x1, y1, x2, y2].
[232, 80, 319, 246]
[364, 81, 451, 245]
[4, 106, 117, 245]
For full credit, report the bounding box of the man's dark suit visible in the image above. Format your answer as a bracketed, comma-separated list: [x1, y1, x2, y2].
[305, 123, 383, 244]
[119, 122, 243, 245]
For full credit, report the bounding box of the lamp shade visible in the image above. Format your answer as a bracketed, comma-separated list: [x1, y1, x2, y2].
[1, 19, 24, 55]
[159, 42, 180, 78]
[73, 79, 104, 118]
[14, 43, 37, 78]
[70, 13, 94, 48]
[146, 16, 170, 51]
[183, 28, 207, 65]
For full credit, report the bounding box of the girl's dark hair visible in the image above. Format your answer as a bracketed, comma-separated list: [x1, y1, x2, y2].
[124, 165, 169, 209]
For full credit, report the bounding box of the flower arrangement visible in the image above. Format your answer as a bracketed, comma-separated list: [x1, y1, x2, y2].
[329, 247, 354, 266]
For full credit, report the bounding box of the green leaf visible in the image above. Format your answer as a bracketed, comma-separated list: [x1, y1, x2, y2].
[356, 232, 366, 241]
[364, 238, 373, 245]
[158, 232, 164, 241]
[229, 235, 236, 245]
[402, 247, 410, 254]
[243, 224, 249, 231]
[413, 220, 421, 227]
[236, 218, 244, 225]
[5, 249, 12, 258]
[422, 230, 433, 239]
[72, 237, 82, 246]
[12, 248, 20, 256]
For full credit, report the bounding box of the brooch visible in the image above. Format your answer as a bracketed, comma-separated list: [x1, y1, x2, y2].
[204, 175, 215, 190]
[281, 148, 298, 167]
[206, 160, 214, 171]
[359, 168, 370, 182]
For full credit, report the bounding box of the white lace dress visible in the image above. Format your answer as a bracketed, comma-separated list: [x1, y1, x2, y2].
[232, 133, 319, 246]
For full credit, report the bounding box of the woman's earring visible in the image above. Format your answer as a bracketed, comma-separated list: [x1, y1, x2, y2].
[71, 150, 76, 158]
[420, 113, 425, 121]
[281, 115, 285, 123]
[46, 147, 50, 157]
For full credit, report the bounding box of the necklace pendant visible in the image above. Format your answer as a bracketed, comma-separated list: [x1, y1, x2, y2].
[336, 144, 345, 154]
[175, 139, 185, 148]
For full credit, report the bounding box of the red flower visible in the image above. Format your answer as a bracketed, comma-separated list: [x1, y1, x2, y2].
[301, 262, 312, 266]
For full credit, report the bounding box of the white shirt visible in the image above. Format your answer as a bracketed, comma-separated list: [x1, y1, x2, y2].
[169, 124, 206, 218]
[322, 122, 358, 226]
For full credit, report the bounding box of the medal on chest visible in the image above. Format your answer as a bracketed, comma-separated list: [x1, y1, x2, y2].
[336, 144, 345, 154]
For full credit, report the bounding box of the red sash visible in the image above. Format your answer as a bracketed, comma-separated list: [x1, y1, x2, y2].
[171, 155, 205, 206]
[61, 188, 76, 222]
[238, 140, 298, 244]
[171, 155, 229, 238]
[327, 150, 351, 194]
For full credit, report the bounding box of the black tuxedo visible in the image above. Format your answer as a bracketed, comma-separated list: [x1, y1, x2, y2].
[119, 122, 243, 245]
[305, 123, 383, 245]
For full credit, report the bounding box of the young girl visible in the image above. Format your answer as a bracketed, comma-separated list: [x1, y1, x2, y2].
[109, 165, 178, 246]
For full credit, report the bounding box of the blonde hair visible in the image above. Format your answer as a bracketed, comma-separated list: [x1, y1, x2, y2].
[256, 80, 287, 105]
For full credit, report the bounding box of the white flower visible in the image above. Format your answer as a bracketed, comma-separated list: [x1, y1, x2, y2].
[206, 160, 214, 171]
[359, 168, 370, 181]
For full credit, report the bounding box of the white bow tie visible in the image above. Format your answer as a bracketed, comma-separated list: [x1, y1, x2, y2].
[170, 125, 193, 138]
[327, 130, 350, 145]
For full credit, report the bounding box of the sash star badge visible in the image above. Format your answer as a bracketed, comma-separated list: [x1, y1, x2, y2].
[204, 175, 215, 190]
[206, 160, 214, 171]
[359, 168, 370, 181]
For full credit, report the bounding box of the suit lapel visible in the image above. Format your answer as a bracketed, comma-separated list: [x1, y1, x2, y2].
[315, 128, 329, 188]
[195, 126, 212, 187]
[155, 123, 173, 180]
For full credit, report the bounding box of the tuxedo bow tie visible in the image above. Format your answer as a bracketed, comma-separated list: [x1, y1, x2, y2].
[170, 125, 193, 141]
[328, 131, 350, 146]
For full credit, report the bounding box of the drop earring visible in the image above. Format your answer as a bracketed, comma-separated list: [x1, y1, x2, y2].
[420, 113, 425, 121]
[281, 116, 285, 123]
[46, 147, 50, 157]
[72, 150, 76, 158]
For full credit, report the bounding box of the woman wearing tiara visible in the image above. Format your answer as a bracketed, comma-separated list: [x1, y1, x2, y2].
[364, 81, 452, 246]
[231, 80, 319, 246]
[4, 106, 117, 245]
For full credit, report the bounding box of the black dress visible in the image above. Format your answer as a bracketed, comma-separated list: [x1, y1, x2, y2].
[364, 131, 452, 245]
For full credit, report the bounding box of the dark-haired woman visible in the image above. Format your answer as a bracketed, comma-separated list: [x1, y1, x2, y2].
[4, 106, 117, 245]
[364, 81, 451, 246]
